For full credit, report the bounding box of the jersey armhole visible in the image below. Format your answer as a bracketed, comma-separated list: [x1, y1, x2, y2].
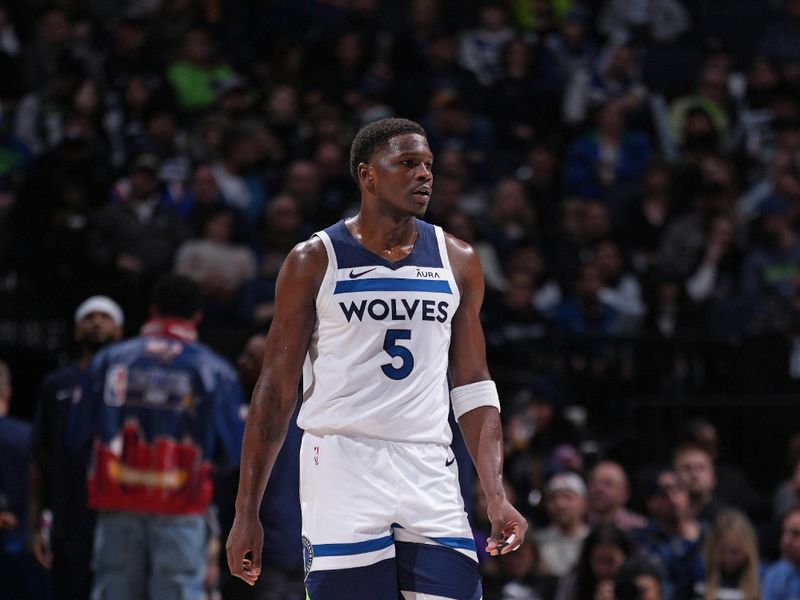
[313, 231, 337, 315]
[434, 225, 461, 307]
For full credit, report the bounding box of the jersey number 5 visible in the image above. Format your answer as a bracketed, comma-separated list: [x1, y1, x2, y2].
[381, 329, 414, 380]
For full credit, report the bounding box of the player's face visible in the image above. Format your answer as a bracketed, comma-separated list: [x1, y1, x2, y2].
[367, 133, 433, 218]
[781, 512, 800, 564]
[75, 311, 122, 349]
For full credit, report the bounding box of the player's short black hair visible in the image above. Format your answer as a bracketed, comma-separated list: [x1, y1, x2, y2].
[151, 274, 203, 319]
[349, 118, 427, 182]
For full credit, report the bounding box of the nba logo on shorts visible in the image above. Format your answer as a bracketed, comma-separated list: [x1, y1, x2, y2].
[302, 536, 313, 578]
[313, 446, 319, 465]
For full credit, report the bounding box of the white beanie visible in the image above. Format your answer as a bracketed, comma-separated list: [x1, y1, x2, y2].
[74, 296, 124, 327]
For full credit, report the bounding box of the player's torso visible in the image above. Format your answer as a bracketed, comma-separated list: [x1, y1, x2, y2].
[298, 219, 460, 444]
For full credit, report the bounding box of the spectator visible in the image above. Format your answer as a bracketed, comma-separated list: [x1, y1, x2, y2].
[488, 36, 561, 151]
[482, 269, 550, 367]
[458, 3, 515, 87]
[29, 296, 124, 600]
[635, 467, 704, 600]
[483, 536, 559, 600]
[657, 156, 740, 279]
[642, 265, 697, 338]
[534, 471, 590, 577]
[14, 54, 85, 156]
[684, 213, 741, 323]
[281, 160, 323, 227]
[174, 205, 257, 322]
[564, 98, 652, 204]
[103, 16, 158, 92]
[680, 418, 766, 519]
[624, 160, 675, 274]
[21, 8, 78, 93]
[507, 243, 563, 316]
[184, 161, 225, 237]
[673, 442, 728, 523]
[88, 153, 187, 328]
[306, 30, 373, 110]
[167, 27, 237, 113]
[237, 194, 307, 328]
[442, 210, 505, 292]
[67, 274, 245, 600]
[615, 557, 665, 600]
[553, 261, 619, 339]
[519, 144, 563, 248]
[758, 0, 800, 65]
[0, 360, 48, 600]
[741, 195, 800, 334]
[587, 460, 647, 531]
[773, 432, 800, 522]
[693, 510, 762, 600]
[670, 61, 735, 154]
[421, 88, 494, 176]
[762, 507, 800, 599]
[563, 37, 648, 128]
[504, 380, 581, 516]
[545, 6, 597, 86]
[597, 0, 691, 43]
[555, 523, 634, 600]
[211, 124, 268, 231]
[481, 176, 537, 261]
[592, 238, 646, 334]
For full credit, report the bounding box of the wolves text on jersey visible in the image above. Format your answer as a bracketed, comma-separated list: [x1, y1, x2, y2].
[339, 298, 449, 323]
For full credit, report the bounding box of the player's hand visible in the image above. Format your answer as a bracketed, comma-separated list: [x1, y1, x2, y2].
[485, 499, 527, 556]
[225, 512, 264, 586]
[31, 530, 53, 569]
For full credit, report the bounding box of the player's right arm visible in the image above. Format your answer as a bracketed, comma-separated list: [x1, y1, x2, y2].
[225, 237, 327, 586]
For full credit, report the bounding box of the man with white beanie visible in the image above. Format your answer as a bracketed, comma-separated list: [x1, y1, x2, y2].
[29, 295, 124, 600]
[535, 471, 590, 577]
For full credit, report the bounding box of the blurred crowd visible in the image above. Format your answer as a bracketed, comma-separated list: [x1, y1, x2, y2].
[1, 0, 800, 598]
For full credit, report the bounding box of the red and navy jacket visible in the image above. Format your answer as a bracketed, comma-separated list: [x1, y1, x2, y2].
[68, 318, 245, 515]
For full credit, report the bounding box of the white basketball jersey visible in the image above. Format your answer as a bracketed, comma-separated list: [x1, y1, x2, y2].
[298, 219, 461, 445]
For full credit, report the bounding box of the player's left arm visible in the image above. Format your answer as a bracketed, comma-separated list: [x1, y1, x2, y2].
[446, 233, 527, 555]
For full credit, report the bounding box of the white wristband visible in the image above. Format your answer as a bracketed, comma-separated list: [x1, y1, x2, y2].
[450, 380, 501, 420]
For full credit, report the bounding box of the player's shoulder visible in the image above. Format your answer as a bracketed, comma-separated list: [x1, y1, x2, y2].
[277, 234, 330, 297]
[442, 230, 480, 272]
[285, 235, 328, 271]
[442, 230, 476, 256]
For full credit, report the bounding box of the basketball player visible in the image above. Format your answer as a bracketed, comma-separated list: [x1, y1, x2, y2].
[227, 118, 526, 599]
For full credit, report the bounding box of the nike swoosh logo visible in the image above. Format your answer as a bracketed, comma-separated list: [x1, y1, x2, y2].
[349, 268, 377, 279]
[445, 457, 456, 467]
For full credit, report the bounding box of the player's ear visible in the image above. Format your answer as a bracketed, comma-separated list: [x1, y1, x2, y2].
[358, 163, 373, 188]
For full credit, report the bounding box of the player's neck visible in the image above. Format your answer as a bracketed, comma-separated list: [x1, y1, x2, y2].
[347, 211, 418, 262]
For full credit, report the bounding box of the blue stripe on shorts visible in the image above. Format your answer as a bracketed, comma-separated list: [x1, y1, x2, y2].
[313, 534, 394, 557]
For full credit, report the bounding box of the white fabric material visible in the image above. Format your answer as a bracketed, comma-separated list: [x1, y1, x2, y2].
[299, 225, 460, 444]
[74, 295, 124, 327]
[450, 380, 500, 421]
[299, 432, 474, 574]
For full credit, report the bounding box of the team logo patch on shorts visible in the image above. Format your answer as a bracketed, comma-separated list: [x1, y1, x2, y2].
[302, 535, 314, 578]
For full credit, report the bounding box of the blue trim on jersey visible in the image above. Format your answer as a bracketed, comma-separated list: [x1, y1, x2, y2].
[313, 534, 394, 557]
[431, 536, 477, 551]
[334, 278, 452, 295]
[396, 541, 482, 599]
[325, 219, 443, 270]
